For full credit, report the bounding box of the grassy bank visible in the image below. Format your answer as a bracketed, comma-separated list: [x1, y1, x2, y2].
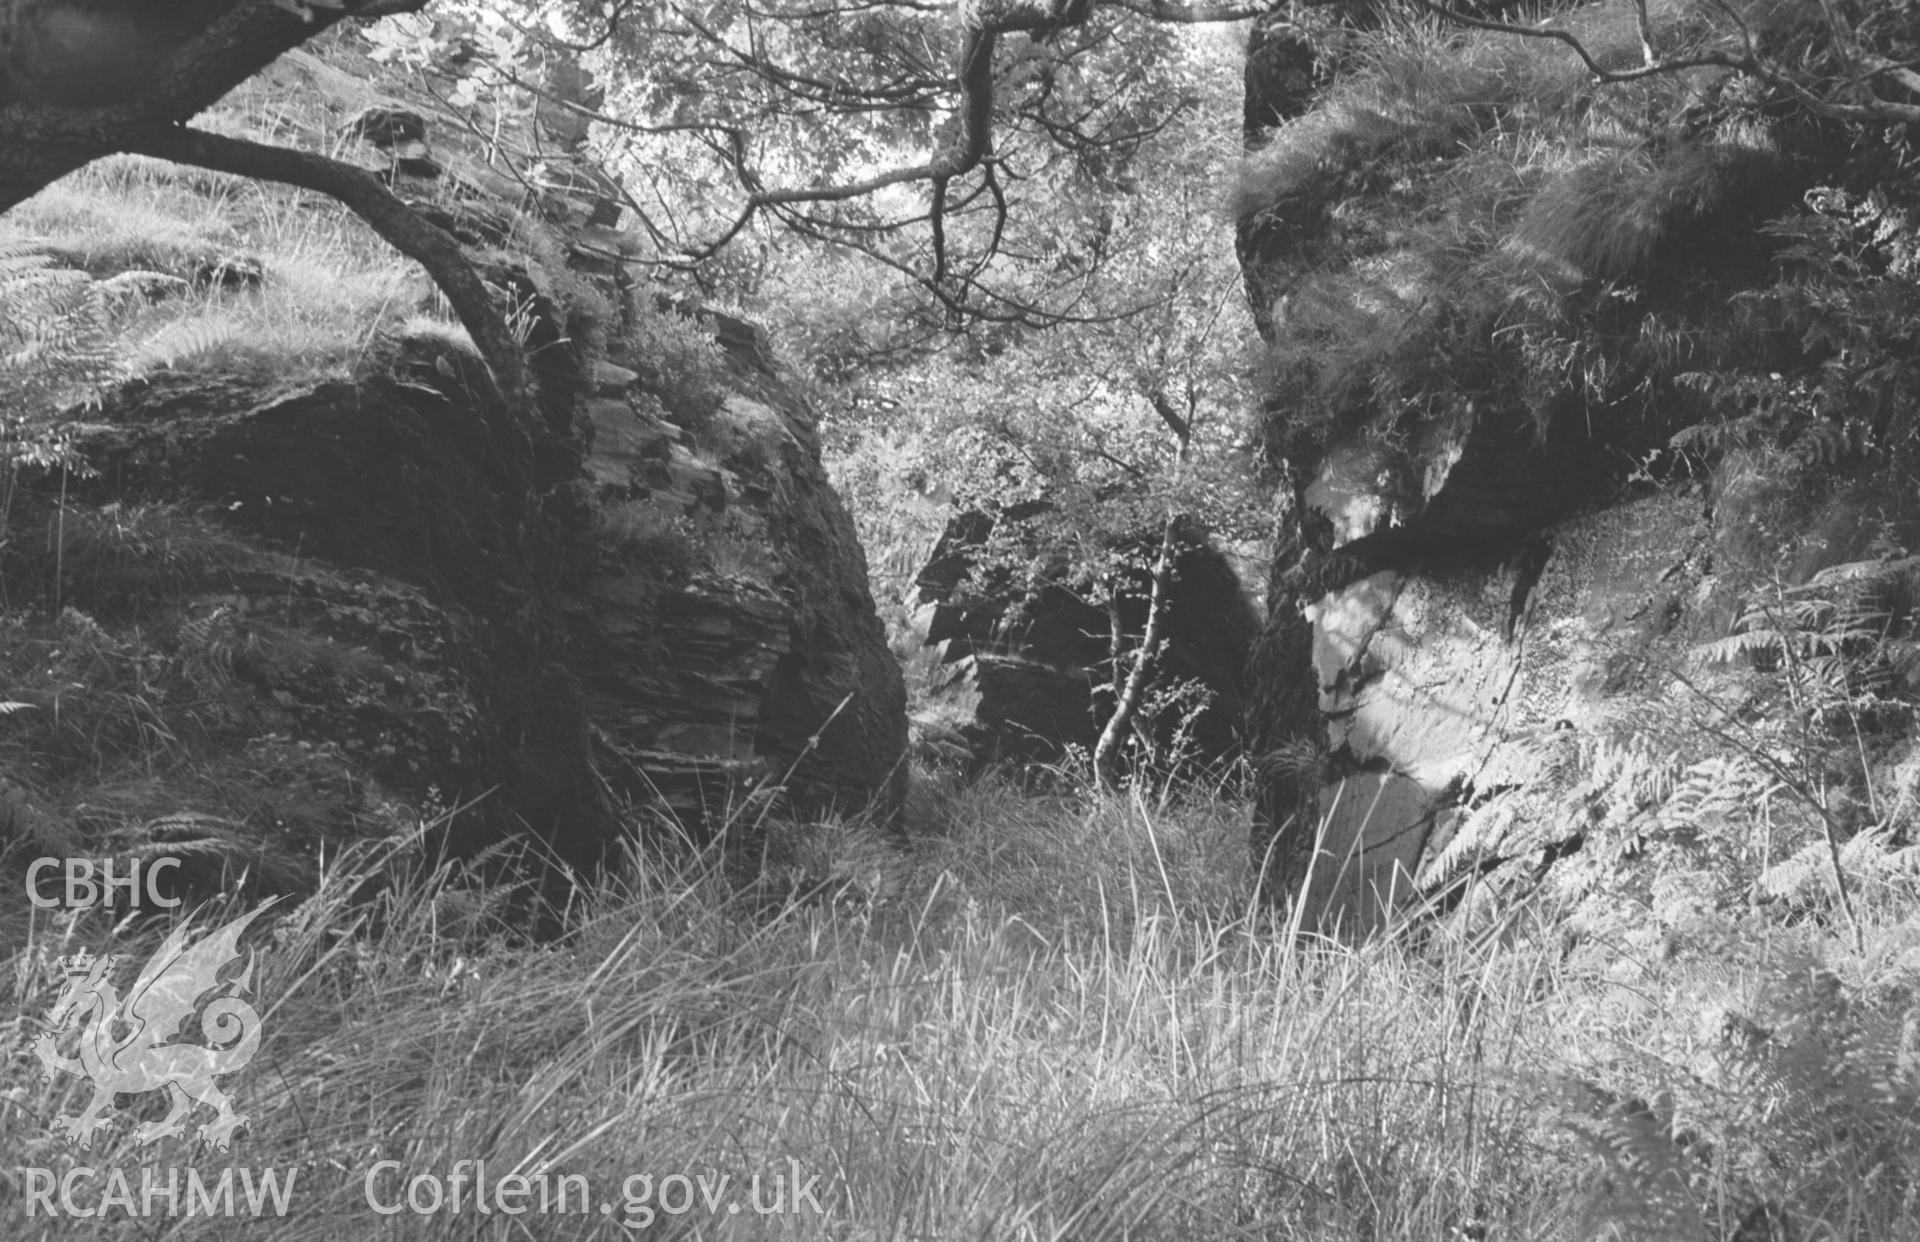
[5, 769, 1915, 1240]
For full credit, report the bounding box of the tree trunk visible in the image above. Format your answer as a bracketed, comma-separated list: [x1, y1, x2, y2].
[1093, 514, 1180, 787]
[0, 2, 379, 212]
[1244, 470, 1326, 907]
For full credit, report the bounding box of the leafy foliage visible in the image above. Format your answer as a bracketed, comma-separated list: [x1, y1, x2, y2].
[1699, 557, 1920, 707]
[0, 242, 136, 488]
[1675, 183, 1920, 472]
[1233, 0, 1920, 472]
[626, 296, 734, 431]
[1553, 940, 1920, 1241]
[799, 27, 1263, 775]
[361, 0, 1237, 329]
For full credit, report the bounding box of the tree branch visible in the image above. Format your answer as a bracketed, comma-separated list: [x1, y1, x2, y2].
[1145, 388, 1193, 445]
[127, 126, 529, 408]
[1407, 0, 1740, 83]
[677, 0, 1255, 274]
[0, 0, 421, 211]
[1411, 0, 1920, 122]
[1103, 0, 1266, 23]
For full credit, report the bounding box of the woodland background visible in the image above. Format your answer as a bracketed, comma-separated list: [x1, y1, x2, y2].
[1, 0, 1920, 1238]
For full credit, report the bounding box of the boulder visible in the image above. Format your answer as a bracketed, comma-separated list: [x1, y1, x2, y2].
[915, 511, 1259, 774]
[52, 341, 601, 856]
[1229, 5, 1818, 923]
[921, 653, 1101, 768]
[36, 301, 907, 858]
[572, 322, 908, 830]
[2, 42, 908, 880]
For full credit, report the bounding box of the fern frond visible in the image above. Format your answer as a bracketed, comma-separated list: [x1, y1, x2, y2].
[1697, 630, 1788, 666]
[131, 319, 240, 371]
[0, 248, 132, 455]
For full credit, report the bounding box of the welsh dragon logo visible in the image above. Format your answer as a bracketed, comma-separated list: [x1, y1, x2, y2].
[31, 898, 278, 1151]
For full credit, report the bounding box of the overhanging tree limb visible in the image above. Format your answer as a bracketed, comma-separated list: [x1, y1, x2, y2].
[125, 126, 529, 407]
[675, 0, 1267, 300]
[0, 0, 424, 212]
[1409, 0, 1920, 122]
[1407, 0, 1740, 81]
[0, 1, 542, 413]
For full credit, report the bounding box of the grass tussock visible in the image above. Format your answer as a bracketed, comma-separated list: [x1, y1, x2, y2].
[4, 770, 1917, 1239]
[0, 146, 451, 386]
[1231, 0, 1731, 224]
[1508, 138, 1784, 283]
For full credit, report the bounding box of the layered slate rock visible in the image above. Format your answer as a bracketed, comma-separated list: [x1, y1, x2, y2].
[299, 39, 908, 837]
[571, 317, 907, 829]
[0, 34, 906, 882]
[55, 340, 585, 835]
[42, 301, 904, 864]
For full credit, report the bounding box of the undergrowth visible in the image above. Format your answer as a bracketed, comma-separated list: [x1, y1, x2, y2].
[0, 78, 467, 389]
[1236, 0, 1820, 458]
[0, 765, 1914, 1240]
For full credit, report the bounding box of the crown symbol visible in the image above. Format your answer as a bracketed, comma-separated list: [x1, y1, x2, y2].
[59, 950, 99, 977]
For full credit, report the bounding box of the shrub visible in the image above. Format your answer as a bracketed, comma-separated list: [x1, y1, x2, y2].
[0, 242, 134, 495]
[1551, 934, 1920, 1241]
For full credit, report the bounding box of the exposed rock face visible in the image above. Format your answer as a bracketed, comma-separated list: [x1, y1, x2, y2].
[0, 37, 905, 884]
[920, 654, 1103, 768]
[571, 317, 907, 828]
[301, 43, 909, 840]
[54, 342, 596, 852]
[1293, 772, 1433, 936]
[1315, 490, 1713, 794]
[38, 306, 905, 863]
[914, 512, 1259, 773]
[1238, 12, 1325, 340]
[1230, 6, 1897, 925]
[1301, 487, 1717, 922]
[1236, 8, 1356, 903]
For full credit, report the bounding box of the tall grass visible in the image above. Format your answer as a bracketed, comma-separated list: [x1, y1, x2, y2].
[0, 96, 454, 387]
[11, 770, 1912, 1239]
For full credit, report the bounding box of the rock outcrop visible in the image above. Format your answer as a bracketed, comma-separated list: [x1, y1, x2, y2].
[571, 310, 907, 827]
[914, 511, 1259, 774]
[0, 33, 905, 890]
[1234, 6, 1920, 927]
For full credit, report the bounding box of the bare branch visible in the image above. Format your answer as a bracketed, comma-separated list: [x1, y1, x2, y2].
[1102, 0, 1266, 23]
[671, 0, 1252, 281]
[1407, 0, 1740, 83]
[1413, 0, 1920, 123]
[1862, 54, 1920, 99]
[1632, 0, 1656, 67]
